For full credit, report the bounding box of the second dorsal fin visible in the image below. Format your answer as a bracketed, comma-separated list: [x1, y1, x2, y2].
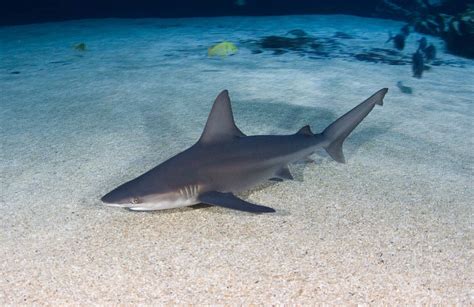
[198, 90, 246, 144]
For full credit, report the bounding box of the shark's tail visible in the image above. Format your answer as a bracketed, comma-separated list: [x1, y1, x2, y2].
[321, 88, 388, 163]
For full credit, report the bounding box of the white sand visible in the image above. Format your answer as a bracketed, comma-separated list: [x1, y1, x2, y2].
[1, 15, 473, 304]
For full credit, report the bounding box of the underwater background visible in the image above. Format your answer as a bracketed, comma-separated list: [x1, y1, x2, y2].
[1, 0, 473, 304]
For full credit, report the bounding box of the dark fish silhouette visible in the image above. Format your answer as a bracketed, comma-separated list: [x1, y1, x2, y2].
[423, 44, 436, 62]
[387, 32, 406, 50]
[400, 24, 410, 37]
[412, 50, 424, 78]
[101, 89, 387, 213]
[396, 81, 413, 94]
[417, 37, 436, 63]
[417, 37, 427, 52]
[286, 29, 308, 37]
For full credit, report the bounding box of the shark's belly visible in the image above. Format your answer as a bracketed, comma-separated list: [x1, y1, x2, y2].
[204, 155, 297, 193]
[129, 197, 199, 211]
[222, 168, 277, 193]
[128, 188, 201, 211]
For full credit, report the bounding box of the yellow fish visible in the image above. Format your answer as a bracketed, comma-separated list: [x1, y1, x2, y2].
[208, 41, 238, 57]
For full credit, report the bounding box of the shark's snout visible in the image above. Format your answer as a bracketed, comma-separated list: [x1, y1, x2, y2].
[101, 185, 137, 206]
[100, 192, 117, 204]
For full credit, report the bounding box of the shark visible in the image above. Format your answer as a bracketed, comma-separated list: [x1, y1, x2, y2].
[101, 88, 388, 213]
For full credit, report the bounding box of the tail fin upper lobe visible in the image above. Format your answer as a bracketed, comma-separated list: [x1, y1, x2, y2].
[322, 88, 388, 163]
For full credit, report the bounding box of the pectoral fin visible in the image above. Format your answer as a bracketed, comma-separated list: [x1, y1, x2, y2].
[198, 191, 275, 213]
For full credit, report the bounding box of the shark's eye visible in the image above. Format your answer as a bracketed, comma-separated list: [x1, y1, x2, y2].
[131, 197, 140, 204]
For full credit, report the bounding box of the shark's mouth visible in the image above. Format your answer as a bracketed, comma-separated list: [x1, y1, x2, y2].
[101, 202, 130, 208]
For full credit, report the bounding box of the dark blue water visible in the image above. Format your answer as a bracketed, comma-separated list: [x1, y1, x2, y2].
[2, 0, 469, 25]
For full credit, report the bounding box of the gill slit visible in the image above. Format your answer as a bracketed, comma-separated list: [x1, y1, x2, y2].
[179, 185, 200, 199]
[185, 186, 190, 198]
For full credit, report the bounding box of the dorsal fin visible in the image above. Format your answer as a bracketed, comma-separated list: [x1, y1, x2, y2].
[296, 125, 314, 136]
[199, 90, 246, 144]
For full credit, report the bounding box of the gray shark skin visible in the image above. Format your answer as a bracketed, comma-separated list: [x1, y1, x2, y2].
[101, 88, 388, 213]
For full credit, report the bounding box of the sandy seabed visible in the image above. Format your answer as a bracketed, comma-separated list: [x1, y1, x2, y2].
[1, 15, 473, 304]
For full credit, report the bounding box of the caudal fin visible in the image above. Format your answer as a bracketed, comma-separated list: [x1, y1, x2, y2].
[322, 88, 388, 163]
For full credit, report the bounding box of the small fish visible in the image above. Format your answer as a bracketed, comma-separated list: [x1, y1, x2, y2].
[386, 32, 405, 50]
[417, 37, 427, 51]
[412, 50, 424, 78]
[208, 41, 238, 57]
[74, 42, 86, 52]
[400, 24, 410, 37]
[396, 81, 413, 94]
[286, 29, 308, 38]
[417, 37, 436, 63]
[423, 44, 436, 62]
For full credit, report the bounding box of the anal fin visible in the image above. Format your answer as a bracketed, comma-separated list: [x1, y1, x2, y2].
[274, 166, 293, 180]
